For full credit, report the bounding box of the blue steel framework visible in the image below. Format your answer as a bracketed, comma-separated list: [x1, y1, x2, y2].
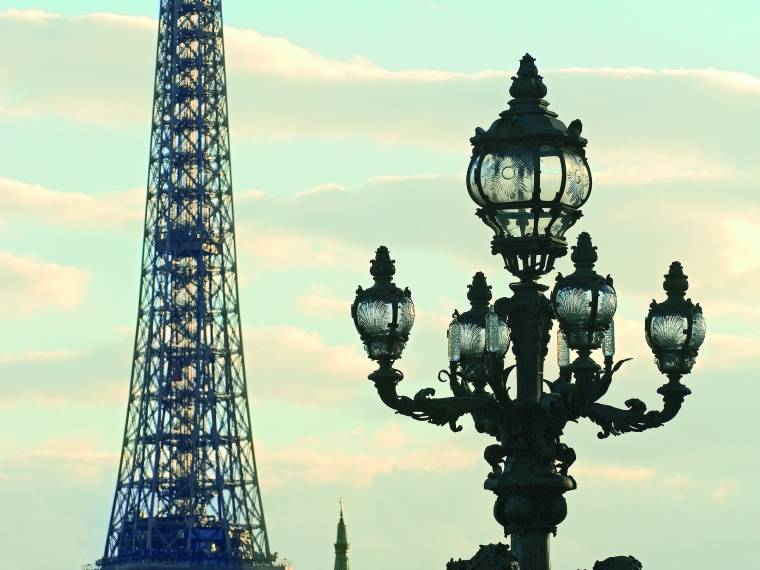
[99, 1, 274, 567]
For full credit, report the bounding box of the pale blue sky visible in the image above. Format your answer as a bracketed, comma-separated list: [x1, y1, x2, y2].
[0, 2, 758, 570]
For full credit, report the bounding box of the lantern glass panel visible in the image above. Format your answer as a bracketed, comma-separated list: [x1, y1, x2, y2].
[366, 340, 404, 360]
[539, 146, 563, 201]
[596, 284, 618, 325]
[481, 152, 535, 203]
[536, 213, 555, 236]
[648, 314, 688, 349]
[551, 210, 577, 238]
[602, 320, 616, 358]
[460, 323, 486, 358]
[448, 318, 462, 363]
[356, 300, 393, 336]
[397, 297, 416, 335]
[557, 331, 570, 367]
[467, 157, 486, 207]
[555, 286, 593, 326]
[494, 209, 534, 237]
[561, 150, 590, 207]
[485, 309, 510, 355]
[689, 310, 706, 349]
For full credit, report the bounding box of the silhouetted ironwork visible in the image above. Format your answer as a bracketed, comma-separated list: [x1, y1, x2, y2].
[97, 1, 278, 568]
[351, 54, 705, 570]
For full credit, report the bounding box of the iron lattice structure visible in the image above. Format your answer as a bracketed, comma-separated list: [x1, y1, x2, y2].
[100, 1, 275, 567]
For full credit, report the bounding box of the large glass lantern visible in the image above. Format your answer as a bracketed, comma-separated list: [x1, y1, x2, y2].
[351, 246, 415, 362]
[645, 262, 706, 375]
[447, 272, 510, 364]
[552, 233, 616, 352]
[467, 54, 592, 280]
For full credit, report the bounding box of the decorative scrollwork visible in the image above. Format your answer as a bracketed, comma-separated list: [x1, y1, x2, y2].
[584, 399, 662, 439]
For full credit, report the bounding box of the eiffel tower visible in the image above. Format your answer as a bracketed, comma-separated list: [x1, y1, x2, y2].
[96, 1, 283, 568]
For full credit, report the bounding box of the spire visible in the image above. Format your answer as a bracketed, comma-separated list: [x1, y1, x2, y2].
[334, 499, 350, 570]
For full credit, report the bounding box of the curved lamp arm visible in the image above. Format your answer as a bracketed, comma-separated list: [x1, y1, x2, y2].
[582, 376, 691, 439]
[368, 362, 497, 432]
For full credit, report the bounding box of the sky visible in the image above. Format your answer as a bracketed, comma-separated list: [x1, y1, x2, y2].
[0, 1, 758, 569]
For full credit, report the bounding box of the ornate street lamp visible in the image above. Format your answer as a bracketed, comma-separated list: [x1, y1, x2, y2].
[350, 54, 706, 570]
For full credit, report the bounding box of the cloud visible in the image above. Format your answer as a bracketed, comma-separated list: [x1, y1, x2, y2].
[698, 332, 760, 371]
[295, 184, 347, 198]
[711, 478, 740, 504]
[294, 286, 349, 317]
[0, 340, 129, 407]
[1, 9, 757, 156]
[224, 25, 500, 82]
[0, 251, 89, 317]
[246, 325, 371, 405]
[559, 66, 760, 93]
[0, 8, 59, 23]
[572, 462, 657, 483]
[0, 437, 118, 484]
[0, 178, 143, 229]
[0, 349, 83, 365]
[593, 148, 733, 186]
[237, 225, 366, 271]
[238, 189, 267, 201]
[257, 424, 476, 489]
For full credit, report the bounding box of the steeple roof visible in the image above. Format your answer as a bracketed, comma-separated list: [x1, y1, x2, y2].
[334, 499, 350, 570]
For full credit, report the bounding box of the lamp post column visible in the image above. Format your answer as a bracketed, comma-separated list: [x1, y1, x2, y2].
[491, 281, 573, 570]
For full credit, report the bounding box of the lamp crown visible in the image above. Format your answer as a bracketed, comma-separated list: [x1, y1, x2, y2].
[370, 246, 396, 282]
[467, 272, 493, 306]
[571, 232, 598, 269]
[509, 53, 548, 100]
[663, 261, 688, 297]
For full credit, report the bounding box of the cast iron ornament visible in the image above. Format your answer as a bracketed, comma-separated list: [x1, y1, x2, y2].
[447, 544, 520, 570]
[350, 55, 705, 570]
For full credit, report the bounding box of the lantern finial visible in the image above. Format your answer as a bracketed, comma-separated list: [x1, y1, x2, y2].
[370, 246, 396, 282]
[510, 53, 548, 100]
[571, 232, 598, 270]
[663, 261, 688, 298]
[467, 272, 493, 306]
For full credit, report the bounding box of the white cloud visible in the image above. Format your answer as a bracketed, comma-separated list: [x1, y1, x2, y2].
[294, 286, 349, 317]
[223, 26, 498, 82]
[238, 189, 267, 201]
[558, 66, 760, 93]
[295, 184, 347, 198]
[237, 225, 365, 271]
[572, 462, 657, 483]
[0, 437, 117, 484]
[245, 325, 371, 405]
[0, 349, 83, 365]
[593, 148, 733, 186]
[0, 178, 143, 229]
[0, 251, 89, 316]
[711, 478, 741, 504]
[1, 8, 757, 156]
[257, 425, 476, 489]
[0, 9, 60, 23]
[698, 332, 760, 371]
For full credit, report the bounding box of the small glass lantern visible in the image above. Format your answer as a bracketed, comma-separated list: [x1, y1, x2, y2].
[467, 54, 592, 280]
[552, 232, 617, 351]
[447, 272, 510, 364]
[645, 262, 706, 375]
[351, 246, 415, 362]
